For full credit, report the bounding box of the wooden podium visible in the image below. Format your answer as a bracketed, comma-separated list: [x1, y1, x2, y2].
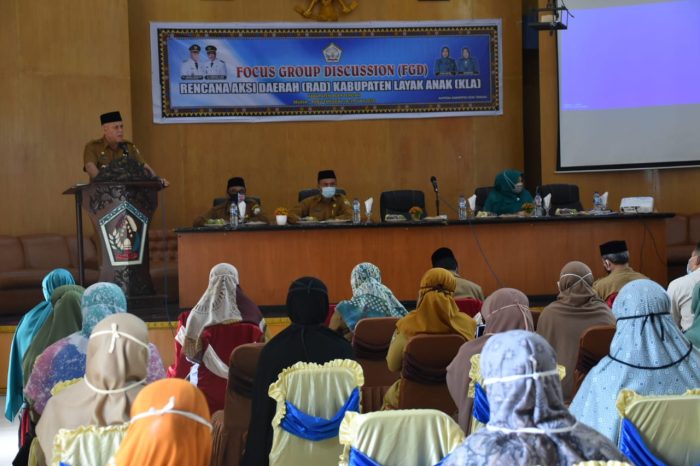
[64, 180, 162, 297]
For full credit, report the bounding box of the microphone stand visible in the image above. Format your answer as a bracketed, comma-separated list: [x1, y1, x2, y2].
[434, 188, 440, 216]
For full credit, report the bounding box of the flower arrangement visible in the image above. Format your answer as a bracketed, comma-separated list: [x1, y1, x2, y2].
[409, 206, 423, 220]
[521, 202, 534, 214]
[274, 207, 289, 216]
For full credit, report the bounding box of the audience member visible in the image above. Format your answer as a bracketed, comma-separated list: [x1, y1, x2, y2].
[170, 263, 263, 412]
[242, 277, 353, 466]
[442, 331, 628, 466]
[537, 261, 615, 400]
[36, 312, 152, 461]
[592, 240, 647, 302]
[329, 262, 407, 340]
[446, 288, 533, 432]
[288, 169, 353, 222]
[111, 379, 212, 466]
[431, 247, 485, 300]
[25, 283, 165, 416]
[482, 169, 534, 215]
[382, 268, 476, 409]
[21, 286, 84, 386]
[192, 177, 268, 226]
[667, 242, 700, 330]
[570, 279, 700, 442]
[5, 269, 75, 422]
[685, 281, 700, 348]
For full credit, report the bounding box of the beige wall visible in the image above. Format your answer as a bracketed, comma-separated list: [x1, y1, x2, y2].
[1, 0, 524, 236]
[537, 6, 700, 214]
[127, 0, 525, 229]
[0, 0, 132, 236]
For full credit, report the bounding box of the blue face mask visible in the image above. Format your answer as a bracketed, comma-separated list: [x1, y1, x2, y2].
[321, 186, 336, 199]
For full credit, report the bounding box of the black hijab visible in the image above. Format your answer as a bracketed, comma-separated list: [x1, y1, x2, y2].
[241, 277, 353, 466]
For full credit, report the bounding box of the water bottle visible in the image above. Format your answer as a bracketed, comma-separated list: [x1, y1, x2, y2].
[229, 202, 239, 229]
[352, 198, 361, 224]
[593, 191, 601, 211]
[534, 190, 543, 217]
[458, 194, 468, 220]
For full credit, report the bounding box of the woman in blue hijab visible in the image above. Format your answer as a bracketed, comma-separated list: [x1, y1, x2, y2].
[482, 169, 533, 215]
[570, 279, 700, 442]
[5, 269, 75, 422]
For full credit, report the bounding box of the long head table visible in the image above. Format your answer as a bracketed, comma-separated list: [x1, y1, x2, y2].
[176, 213, 671, 309]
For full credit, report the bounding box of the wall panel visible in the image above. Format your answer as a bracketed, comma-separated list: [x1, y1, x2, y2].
[0, 0, 132, 236]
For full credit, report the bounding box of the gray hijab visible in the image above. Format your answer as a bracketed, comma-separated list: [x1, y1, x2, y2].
[442, 330, 627, 466]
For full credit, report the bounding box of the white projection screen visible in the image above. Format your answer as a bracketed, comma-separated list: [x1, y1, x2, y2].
[557, 0, 700, 171]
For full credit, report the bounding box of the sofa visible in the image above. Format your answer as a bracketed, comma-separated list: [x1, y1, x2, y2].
[0, 230, 179, 320]
[0, 234, 100, 318]
[666, 214, 700, 281]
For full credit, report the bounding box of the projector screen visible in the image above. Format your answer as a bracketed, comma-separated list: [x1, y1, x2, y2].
[557, 0, 700, 171]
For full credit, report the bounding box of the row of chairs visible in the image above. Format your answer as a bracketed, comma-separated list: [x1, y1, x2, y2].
[214, 183, 585, 220]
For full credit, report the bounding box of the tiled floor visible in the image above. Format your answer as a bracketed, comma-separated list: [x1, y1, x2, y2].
[0, 396, 20, 465]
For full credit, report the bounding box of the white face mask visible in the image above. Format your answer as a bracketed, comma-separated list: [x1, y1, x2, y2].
[688, 257, 696, 275]
[512, 183, 524, 194]
[321, 186, 336, 198]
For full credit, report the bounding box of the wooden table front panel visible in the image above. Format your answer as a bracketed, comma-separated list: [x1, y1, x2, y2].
[177, 218, 668, 308]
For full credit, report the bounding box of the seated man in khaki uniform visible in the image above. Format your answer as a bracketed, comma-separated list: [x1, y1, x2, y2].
[431, 247, 485, 300]
[83, 111, 168, 186]
[288, 169, 353, 223]
[193, 177, 268, 226]
[593, 240, 647, 302]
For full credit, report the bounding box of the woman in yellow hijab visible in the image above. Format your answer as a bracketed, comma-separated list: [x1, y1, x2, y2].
[382, 268, 476, 409]
[112, 378, 212, 466]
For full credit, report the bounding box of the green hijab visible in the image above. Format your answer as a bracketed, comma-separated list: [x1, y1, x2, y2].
[684, 281, 700, 348]
[483, 169, 533, 214]
[22, 285, 84, 384]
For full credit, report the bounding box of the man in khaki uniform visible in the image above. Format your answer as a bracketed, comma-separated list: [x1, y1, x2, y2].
[592, 240, 647, 302]
[193, 177, 268, 226]
[83, 111, 169, 186]
[288, 169, 353, 223]
[431, 247, 485, 300]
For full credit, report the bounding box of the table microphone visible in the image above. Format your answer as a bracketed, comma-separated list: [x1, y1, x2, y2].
[119, 142, 129, 157]
[430, 176, 440, 215]
[430, 176, 439, 192]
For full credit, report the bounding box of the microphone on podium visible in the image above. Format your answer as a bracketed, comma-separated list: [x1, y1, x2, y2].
[118, 142, 129, 157]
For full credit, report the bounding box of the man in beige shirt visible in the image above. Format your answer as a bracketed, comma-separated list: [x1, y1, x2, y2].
[592, 240, 647, 302]
[288, 169, 353, 223]
[667, 243, 700, 330]
[431, 247, 485, 300]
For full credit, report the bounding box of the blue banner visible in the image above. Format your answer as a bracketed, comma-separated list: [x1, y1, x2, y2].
[150, 21, 502, 123]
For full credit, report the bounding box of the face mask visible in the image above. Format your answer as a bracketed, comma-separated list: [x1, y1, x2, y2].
[688, 258, 696, 275]
[321, 186, 336, 198]
[512, 183, 524, 194]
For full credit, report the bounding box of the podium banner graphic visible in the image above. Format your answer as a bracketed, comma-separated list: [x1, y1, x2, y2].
[98, 202, 149, 266]
[150, 20, 502, 123]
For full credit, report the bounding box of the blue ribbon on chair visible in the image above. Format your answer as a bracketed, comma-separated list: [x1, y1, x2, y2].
[473, 382, 490, 424]
[619, 418, 666, 466]
[349, 447, 448, 466]
[281, 387, 360, 441]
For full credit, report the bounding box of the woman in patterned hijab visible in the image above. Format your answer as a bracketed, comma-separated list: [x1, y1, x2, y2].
[570, 279, 700, 442]
[442, 330, 626, 466]
[25, 282, 165, 416]
[330, 262, 407, 339]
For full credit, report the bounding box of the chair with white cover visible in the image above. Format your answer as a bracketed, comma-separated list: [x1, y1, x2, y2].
[52, 423, 128, 466]
[338, 409, 464, 466]
[268, 359, 364, 466]
[616, 388, 700, 466]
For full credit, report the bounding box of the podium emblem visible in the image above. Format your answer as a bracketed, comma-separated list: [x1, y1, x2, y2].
[99, 201, 149, 266]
